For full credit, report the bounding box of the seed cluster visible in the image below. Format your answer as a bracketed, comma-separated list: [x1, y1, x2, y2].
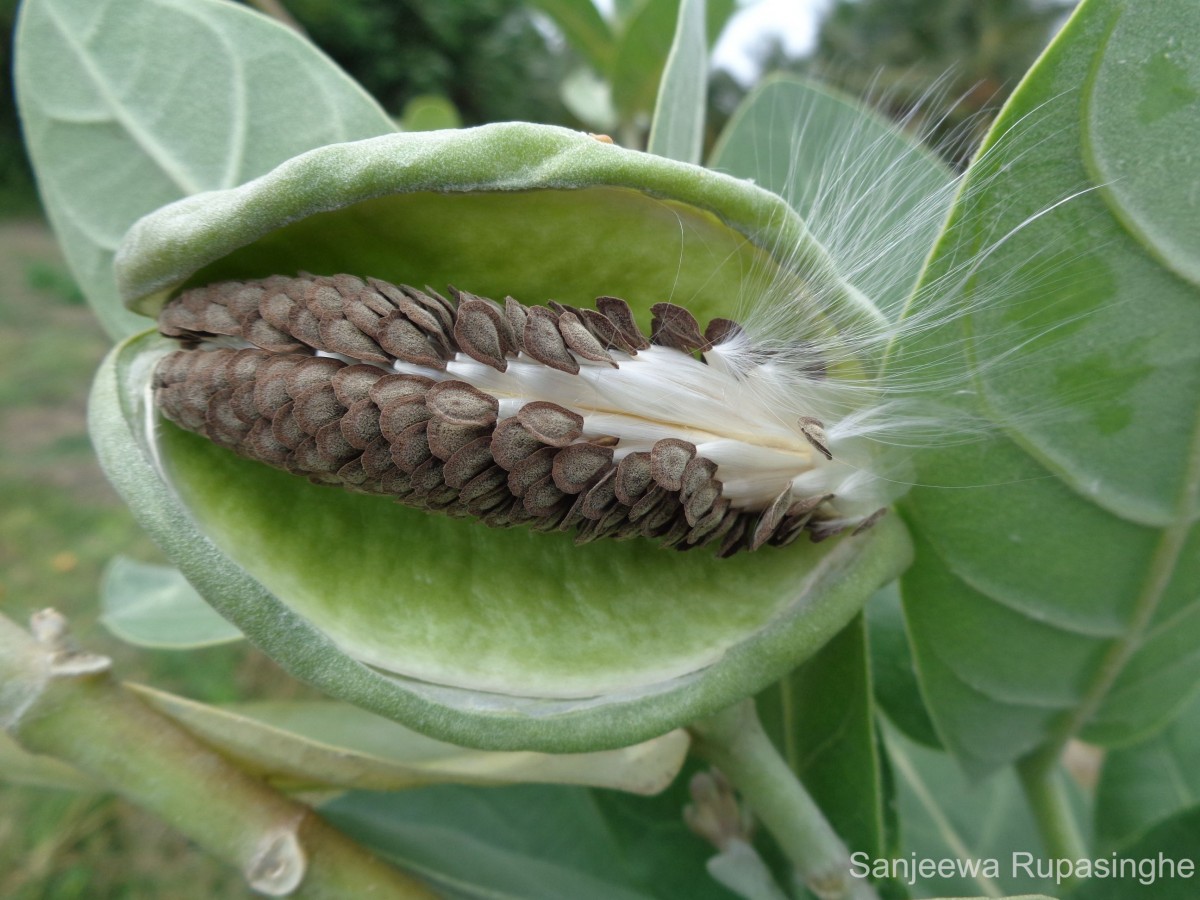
[154, 274, 878, 556]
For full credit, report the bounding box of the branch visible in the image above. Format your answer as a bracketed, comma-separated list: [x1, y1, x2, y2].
[0, 610, 437, 899]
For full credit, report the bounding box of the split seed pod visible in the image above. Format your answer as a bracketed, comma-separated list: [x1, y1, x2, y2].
[93, 125, 912, 751]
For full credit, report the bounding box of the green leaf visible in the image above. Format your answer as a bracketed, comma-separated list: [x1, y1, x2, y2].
[1067, 806, 1200, 900]
[127, 685, 688, 795]
[647, 0, 706, 164]
[709, 74, 954, 318]
[322, 784, 732, 900]
[867, 582, 941, 749]
[884, 725, 1084, 898]
[560, 65, 619, 131]
[527, 0, 616, 74]
[99, 555, 243, 649]
[400, 94, 462, 132]
[758, 614, 886, 862]
[14, 0, 394, 339]
[1094, 689, 1200, 852]
[1083, 3, 1200, 287]
[897, 0, 1200, 776]
[611, 0, 733, 126]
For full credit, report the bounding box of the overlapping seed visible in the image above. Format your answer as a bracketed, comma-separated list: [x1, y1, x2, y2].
[154, 273, 875, 555]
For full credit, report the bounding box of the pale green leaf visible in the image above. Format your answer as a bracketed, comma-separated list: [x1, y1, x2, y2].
[560, 65, 619, 131]
[1067, 806, 1200, 899]
[323, 785, 731, 900]
[758, 614, 887, 861]
[400, 94, 462, 132]
[647, 0, 706, 164]
[1094, 689, 1200, 852]
[14, 0, 394, 339]
[884, 724, 1086, 898]
[709, 74, 953, 318]
[897, 0, 1200, 776]
[0, 732, 97, 791]
[130, 685, 689, 795]
[100, 555, 243, 649]
[527, 0, 616, 74]
[611, 0, 733, 126]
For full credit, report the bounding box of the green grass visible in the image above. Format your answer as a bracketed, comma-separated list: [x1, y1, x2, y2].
[0, 217, 310, 899]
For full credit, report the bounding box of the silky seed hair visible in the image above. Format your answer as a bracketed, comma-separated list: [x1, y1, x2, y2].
[153, 273, 891, 557]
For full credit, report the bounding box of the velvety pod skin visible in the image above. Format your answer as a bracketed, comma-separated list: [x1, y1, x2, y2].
[96, 123, 913, 751]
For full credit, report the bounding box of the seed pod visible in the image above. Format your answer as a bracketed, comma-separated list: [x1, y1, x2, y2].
[103, 124, 909, 753]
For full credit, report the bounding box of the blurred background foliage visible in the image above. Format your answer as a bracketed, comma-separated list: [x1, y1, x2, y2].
[0, 0, 1075, 896]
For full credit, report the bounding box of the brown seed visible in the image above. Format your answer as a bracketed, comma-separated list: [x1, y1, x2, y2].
[523, 475, 566, 516]
[614, 452, 654, 504]
[292, 385, 345, 435]
[259, 291, 296, 332]
[651, 302, 709, 353]
[682, 479, 722, 527]
[253, 357, 303, 416]
[245, 417, 290, 466]
[851, 508, 888, 536]
[490, 418, 543, 470]
[427, 418, 489, 461]
[595, 296, 651, 350]
[286, 304, 323, 348]
[360, 436, 395, 478]
[270, 401, 305, 450]
[390, 421, 433, 474]
[551, 443, 614, 493]
[517, 401, 583, 447]
[703, 317, 743, 347]
[369, 373, 434, 407]
[650, 438, 696, 491]
[579, 468, 618, 520]
[679, 456, 719, 501]
[523, 306, 579, 374]
[285, 356, 344, 399]
[315, 420, 358, 466]
[378, 396, 432, 443]
[558, 312, 617, 366]
[245, 315, 304, 353]
[456, 461, 508, 500]
[441, 439, 496, 489]
[507, 446, 558, 497]
[751, 485, 794, 551]
[578, 308, 639, 354]
[340, 399, 382, 449]
[319, 316, 388, 362]
[454, 298, 509, 372]
[426, 380, 499, 427]
[331, 365, 385, 406]
[799, 416, 833, 461]
[378, 312, 447, 369]
[504, 297, 528, 351]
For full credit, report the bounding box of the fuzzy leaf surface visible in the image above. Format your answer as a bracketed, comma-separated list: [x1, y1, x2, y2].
[14, 0, 393, 338]
[897, 0, 1200, 776]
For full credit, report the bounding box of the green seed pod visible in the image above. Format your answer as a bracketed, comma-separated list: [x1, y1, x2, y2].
[93, 124, 912, 751]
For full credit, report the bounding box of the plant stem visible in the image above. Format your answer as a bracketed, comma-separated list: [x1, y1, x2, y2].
[690, 700, 879, 900]
[1017, 749, 1088, 882]
[0, 610, 437, 900]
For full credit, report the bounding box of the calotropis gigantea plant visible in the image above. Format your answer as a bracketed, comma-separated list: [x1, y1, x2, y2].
[8, 0, 1200, 897]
